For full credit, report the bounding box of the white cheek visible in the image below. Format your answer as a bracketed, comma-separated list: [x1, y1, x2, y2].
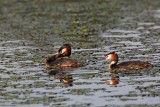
[106, 55, 111, 60]
[61, 48, 66, 54]
[106, 57, 109, 60]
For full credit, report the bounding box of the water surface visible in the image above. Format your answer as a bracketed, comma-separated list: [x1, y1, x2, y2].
[0, 0, 160, 107]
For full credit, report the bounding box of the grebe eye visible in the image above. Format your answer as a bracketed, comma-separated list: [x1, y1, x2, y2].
[105, 55, 108, 58]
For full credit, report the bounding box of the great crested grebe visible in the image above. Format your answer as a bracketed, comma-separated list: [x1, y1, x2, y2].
[45, 44, 84, 69]
[104, 52, 152, 71]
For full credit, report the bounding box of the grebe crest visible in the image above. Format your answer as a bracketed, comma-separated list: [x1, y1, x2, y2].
[104, 52, 152, 71]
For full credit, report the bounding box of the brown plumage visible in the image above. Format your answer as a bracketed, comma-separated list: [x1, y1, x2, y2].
[109, 61, 152, 70]
[104, 52, 152, 71]
[45, 54, 84, 70]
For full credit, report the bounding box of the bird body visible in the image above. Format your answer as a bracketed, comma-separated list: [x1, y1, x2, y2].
[104, 52, 152, 71]
[45, 44, 84, 70]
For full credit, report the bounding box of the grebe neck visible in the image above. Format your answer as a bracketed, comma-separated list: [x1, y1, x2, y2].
[109, 60, 118, 69]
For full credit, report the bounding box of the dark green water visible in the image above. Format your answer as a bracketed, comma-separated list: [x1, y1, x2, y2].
[0, 0, 160, 107]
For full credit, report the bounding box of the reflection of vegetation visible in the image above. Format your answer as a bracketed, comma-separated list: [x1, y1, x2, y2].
[69, 89, 89, 95]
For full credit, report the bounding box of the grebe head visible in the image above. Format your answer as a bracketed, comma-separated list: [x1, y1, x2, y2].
[104, 52, 119, 69]
[58, 44, 71, 57]
[104, 52, 118, 61]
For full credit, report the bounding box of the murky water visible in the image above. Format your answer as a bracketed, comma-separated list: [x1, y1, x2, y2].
[0, 0, 160, 107]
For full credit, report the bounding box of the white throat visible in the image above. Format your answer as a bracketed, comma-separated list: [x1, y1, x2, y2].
[109, 60, 118, 69]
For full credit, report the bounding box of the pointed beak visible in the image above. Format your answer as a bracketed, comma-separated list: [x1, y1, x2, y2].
[104, 54, 108, 59]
